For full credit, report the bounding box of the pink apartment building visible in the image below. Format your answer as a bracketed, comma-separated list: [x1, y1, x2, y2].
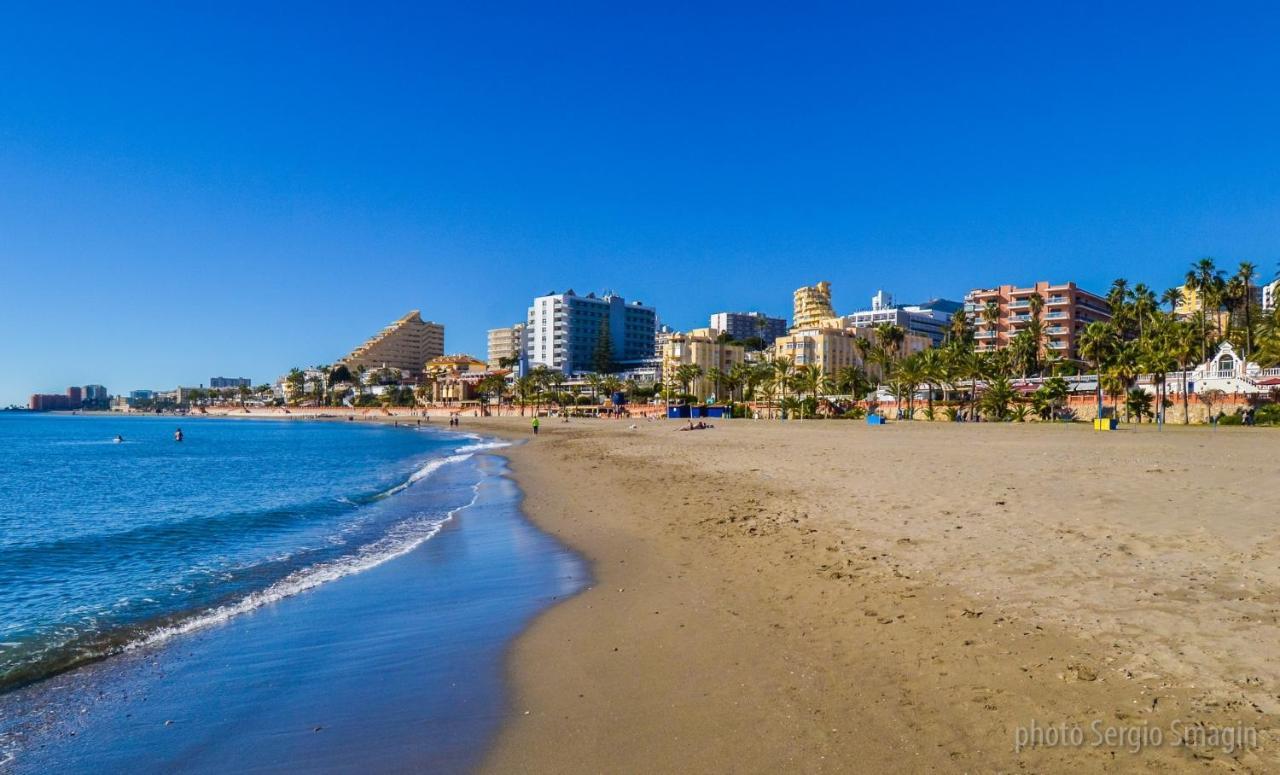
[964, 281, 1111, 363]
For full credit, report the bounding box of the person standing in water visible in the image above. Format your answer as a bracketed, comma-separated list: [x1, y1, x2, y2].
[531, 416, 540, 435]
[174, 428, 184, 442]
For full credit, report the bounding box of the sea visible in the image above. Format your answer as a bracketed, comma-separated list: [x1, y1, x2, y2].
[0, 413, 585, 772]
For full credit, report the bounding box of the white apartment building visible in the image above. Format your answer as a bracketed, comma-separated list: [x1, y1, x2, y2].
[525, 290, 658, 374]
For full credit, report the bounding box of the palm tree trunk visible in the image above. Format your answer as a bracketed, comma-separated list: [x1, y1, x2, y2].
[1244, 279, 1253, 358]
[1182, 366, 1190, 425]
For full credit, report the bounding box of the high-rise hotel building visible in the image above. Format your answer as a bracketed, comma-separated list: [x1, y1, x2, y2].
[525, 290, 657, 374]
[341, 310, 444, 375]
[964, 281, 1110, 363]
[708, 311, 788, 343]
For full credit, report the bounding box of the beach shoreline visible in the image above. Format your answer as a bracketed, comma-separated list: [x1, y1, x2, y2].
[68, 409, 1280, 770]
[471, 417, 1278, 772]
[0, 417, 585, 773]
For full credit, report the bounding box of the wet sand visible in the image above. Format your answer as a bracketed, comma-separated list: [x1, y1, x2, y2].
[479, 418, 1279, 772]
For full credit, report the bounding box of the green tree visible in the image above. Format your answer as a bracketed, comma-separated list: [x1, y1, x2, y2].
[772, 357, 795, 418]
[476, 373, 507, 415]
[978, 375, 1016, 421]
[1078, 322, 1118, 420]
[329, 364, 353, 384]
[1125, 388, 1154, 423]
[592, 320, 614, 374]
[674, 364, 703, 402]
[1229, 261, 1258, 359]
[1185, 257, 1226, 362]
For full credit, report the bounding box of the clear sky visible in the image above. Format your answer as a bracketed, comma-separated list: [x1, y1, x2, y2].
[4, 2, 1280, 404]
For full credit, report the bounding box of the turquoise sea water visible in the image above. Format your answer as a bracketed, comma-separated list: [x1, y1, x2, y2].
[0, 413, 586, 771]
[0, 413, 500, 691]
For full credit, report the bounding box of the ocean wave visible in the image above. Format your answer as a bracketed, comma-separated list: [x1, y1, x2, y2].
[453, 440, 512, 454]
[0, 452, 472, 570]
[0, 449, 478, 694]
[127, 483, 481, 653]
[374, 452, 473, 499]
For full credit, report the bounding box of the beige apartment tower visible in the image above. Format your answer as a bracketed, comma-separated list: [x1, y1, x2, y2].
[486, 323, 526, 368]
[661, 328, 746, 401]
[341, 310, 445, 375]
[792, 281, 836, 330]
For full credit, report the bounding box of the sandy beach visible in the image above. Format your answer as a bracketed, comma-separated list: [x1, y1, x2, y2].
[470, 417, 1279, 772]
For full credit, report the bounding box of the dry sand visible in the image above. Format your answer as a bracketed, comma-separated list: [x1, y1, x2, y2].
[475, 418, 1279, 773]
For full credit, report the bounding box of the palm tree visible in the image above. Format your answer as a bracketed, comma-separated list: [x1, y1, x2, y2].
[978, 375, 1016, 421]
[600, 376, 622, 404]
[1107, 279, 1131, 337]
[1231, 261, 1258, 358]
[1129, 283, 1157, 341]
[705, 367, 728, 404]
[674, 364, 703, 402]
[1077, 321, 1118, 420]
[947, 344, 983, 421]
[895, 352, 928, 419]
[1125, 388, 1154, 423]
[790, 364, 826, 418]
[835, 364, 871, 402]
[584, 372, 603, 404]
[513, 375, 537, 415]
[1160, 286, 1184, 315]
[1253, 309, 1280, 368]
[476, 373, 507, 416]
[1108, 343, 1140, 421]
[1168, 321, 1199, 425]
[1185, 257, 1226, 362]
[772, 357, 794, 418]
[948, 308, 973, 346]
[916, 348, 945, 417]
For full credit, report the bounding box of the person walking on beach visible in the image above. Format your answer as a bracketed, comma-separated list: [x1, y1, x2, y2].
[531, 416, 540, 435]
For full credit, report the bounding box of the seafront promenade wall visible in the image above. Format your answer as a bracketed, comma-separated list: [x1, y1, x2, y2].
[872, 393, 1259, 424]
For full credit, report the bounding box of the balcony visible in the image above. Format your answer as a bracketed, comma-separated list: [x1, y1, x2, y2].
[975, 330, 997, 339]
[1047, 340, 1068, 350]
[1045, 326, 1068, 335]
[1045, 311, 1067, 319]
[1047, 296, 1069, 305]
[1008, 300, 1031, 309]
[1008, 314, 1033, 324]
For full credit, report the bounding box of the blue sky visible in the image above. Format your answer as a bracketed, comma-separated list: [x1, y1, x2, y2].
[3, 2, 1280, 404]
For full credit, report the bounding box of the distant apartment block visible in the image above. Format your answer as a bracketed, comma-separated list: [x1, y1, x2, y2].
[1174, 283, 1233, 335]
[210, 377, 251, 389]
[341, 310, 444, 375]
[838, 290, 962, 347]
[653, 324, 675, 359]
[1262, 278, 1278, 312]
[791, 282, 836, 329]
[709, 311, 788, 344]
[525, 290, 657, 374]
[964, 281, 1110, 362]
[29, 385, 93, 411]
[486, 323, 526, 368]
[774, 324, 929, 382]
[661, 328, 746, 401]
[83, 385, 109, 404]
